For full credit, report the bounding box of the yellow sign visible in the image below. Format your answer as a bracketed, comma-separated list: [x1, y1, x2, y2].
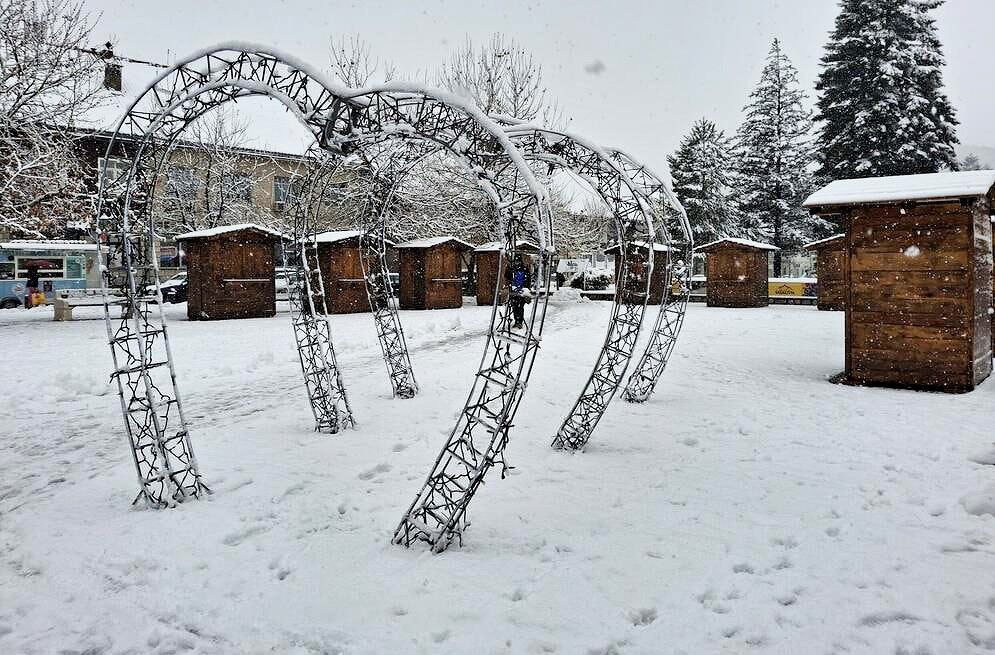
[768, 280, 817, 297]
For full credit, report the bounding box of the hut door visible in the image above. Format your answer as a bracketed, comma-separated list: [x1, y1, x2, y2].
[429, 247, 460, 308]
[219, 241, 271, 317]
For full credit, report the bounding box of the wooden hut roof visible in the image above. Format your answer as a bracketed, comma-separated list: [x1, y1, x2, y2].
[312, 230, 395, 246]
[175, 223, 285, 241]
[396, 236, 474, 250]
[696, 237, 779, 253]
[603, 240, 671, 255]
[802, 234, 845, 251]
[804, 170, 995, 209]
[474, 240, 541, 253]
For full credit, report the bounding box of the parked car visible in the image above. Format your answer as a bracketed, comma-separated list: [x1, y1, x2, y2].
[143, 271, 187, 303]
[275, 267, 295, 301]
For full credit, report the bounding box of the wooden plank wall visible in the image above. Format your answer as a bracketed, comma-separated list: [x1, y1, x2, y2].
[186, 231, 276, 321]
[424, 244, 463, 309]
[475, 251, 502, 306]
[398, 249, 425, 309]
[705, 246, 769, 308]
[612, 246, 669, 305]
[844, 201, 992, 392]
[318, 239, 376, 314]
[815, 242, 846, 311]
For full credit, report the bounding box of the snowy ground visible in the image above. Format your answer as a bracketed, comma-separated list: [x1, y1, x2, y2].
[2, 299, 994, 654]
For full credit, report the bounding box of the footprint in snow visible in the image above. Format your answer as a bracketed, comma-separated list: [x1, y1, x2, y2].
[222, 524, 269, 546]
[358, 463, 392, 481]
[957, 605, 995, 649]
[628, 607, 657, 626]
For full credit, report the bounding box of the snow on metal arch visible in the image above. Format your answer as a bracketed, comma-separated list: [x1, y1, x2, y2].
[94, 44, 553, 513]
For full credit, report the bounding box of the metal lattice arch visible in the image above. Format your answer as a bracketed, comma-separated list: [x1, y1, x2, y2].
[95, 43, 554, 510]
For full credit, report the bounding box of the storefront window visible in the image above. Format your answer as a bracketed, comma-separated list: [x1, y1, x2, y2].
[65, 256, 85, 279]
[16, 257, 65, 279]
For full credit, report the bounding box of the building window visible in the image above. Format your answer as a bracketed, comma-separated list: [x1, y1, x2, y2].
[98, 157, 132, 194]
[165, 166, 198, 204]
[273, 176, 296, 211]
[225, 173, 253, 204]
[322, 180, 348, 203]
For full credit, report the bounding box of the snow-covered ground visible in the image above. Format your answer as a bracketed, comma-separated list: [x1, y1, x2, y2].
[2, 299, 994, 654]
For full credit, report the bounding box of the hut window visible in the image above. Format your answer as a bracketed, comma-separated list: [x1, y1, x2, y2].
[273, 176, 293, 211]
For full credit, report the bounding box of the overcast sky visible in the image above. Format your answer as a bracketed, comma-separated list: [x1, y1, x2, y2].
[87, 0, 995, 175]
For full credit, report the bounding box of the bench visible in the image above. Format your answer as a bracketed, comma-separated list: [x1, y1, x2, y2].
[53, 289, 128, 321]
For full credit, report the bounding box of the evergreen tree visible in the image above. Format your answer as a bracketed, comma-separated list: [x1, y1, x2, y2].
[735, 39, 828, 274]
[815, 0, 958, 180]
[960, 153, 988, 171]
[668, 119, 741, 244]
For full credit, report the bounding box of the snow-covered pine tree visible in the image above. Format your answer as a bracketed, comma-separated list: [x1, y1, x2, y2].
[735, 39, 827, 275]
[815, 0, 958, 180]
[668, 119, 741, 244]
[960, 153, 989, 171]
[905, 0, 959, 172]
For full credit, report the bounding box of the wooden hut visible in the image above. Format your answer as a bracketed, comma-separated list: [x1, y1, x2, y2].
[803, 234, 846, 311]
[396, 236, 473, 310]
[474, 240, 540, 306]
[804, 171, 995, 392]
[696, 238, 778, 308]
[176, 223, 282, 321]
[604, 241, 670, 305]
[313, 230, 395, 315]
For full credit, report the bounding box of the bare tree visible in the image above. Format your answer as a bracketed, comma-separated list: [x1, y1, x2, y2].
[328, 34, 396, 87]
[438, 34, 561, 126]
[0, 0, 104, 238]
[157, 108, 295, 236]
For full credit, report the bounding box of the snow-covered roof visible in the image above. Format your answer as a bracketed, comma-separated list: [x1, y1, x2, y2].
[395, 236, 474, 250]
[174, 223, 285, 241]
[1, 240, 98, 252]
[474, 240, 541, 252]
[804, 171, 995, 208]
[696, 237, 779, 252]
[311, 230, 396, 246]
[802, 234, 845, 250]
[603, 240, 672, 254]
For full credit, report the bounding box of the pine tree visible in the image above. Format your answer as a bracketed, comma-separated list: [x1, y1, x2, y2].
[905, 0, 959, 171]
[668, 119, 741, 244]
[735, 39, 828, 275]
[960, 153, 988, 171]
[815, 0, 958, 180]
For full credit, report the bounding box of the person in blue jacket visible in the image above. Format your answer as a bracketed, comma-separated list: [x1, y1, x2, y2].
[506, 254, 532, 329]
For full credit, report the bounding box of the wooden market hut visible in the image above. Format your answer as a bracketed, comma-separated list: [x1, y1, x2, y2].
[176, 223, 283, 321]
[803, 234, 846, 311]
[474, 240, 541, 306]
[396, 236, 473, 310]
[696, 238, 778, 308]
[804, 171, 995, 392]
[313, 230, 396, 315]
[604, 241, 670, 305]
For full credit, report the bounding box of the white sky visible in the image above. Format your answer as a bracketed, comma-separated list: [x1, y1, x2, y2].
[88, 0, 995, 176]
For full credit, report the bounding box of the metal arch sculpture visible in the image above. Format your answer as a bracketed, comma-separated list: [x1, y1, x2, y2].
[95, 43, 554, 508]
[280, 152, 358, 431]
[492, 121, 661, 452]
[607, 151, 694, 403]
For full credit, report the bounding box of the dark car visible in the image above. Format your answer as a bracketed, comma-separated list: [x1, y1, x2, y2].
[143, 272, 188, 303]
